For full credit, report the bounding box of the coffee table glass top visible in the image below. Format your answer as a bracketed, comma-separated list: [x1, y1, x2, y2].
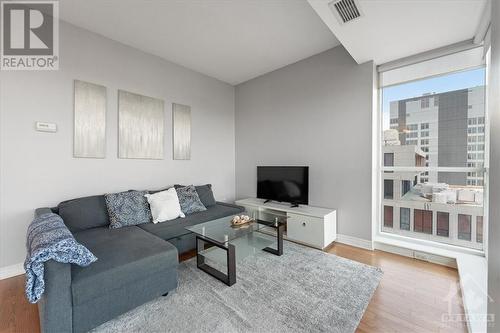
[186, 215, 262, 244]
[186, 215, 277, 263]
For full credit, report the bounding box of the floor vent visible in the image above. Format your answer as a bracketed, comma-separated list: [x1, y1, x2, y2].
[328, 0, 362, 24]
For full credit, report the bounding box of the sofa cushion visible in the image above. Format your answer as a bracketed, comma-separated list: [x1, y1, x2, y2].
[175, 184, 216, 207]
[104, 190, 152, 229]
[58, 195, 109, 233]
[175, 185, 207, 215]
[71, 226, 178, 305]
[138, 202, 244, 241]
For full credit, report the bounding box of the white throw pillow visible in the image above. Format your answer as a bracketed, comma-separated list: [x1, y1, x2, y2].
[145, 188, 185, 223]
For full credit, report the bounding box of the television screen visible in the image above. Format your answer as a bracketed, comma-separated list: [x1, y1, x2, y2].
[257, 166, 309, 205]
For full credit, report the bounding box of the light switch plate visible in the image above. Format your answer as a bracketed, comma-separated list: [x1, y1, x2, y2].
[35, 121, 57, 133]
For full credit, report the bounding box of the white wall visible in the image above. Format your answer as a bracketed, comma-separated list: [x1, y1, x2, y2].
[235, 46, 375, 241]
[0, 22, 236, 269]
[488, 1, 500, 329]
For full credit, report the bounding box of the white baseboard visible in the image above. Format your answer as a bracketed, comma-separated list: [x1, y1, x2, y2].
[0, 263, 24, 280]
[336, 234, 373, 250]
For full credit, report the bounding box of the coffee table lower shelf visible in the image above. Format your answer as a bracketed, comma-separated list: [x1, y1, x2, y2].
[195, 221, 284, 286]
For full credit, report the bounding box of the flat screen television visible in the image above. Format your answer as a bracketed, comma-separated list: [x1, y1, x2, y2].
[257, 166, 309, 206]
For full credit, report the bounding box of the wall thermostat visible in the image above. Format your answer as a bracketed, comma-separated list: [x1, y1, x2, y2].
[35, 121, 57, 133]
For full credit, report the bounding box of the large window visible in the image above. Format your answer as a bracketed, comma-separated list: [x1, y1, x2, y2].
[381, 64, 487, 251]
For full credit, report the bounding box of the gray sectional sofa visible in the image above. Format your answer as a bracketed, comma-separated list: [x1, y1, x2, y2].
[36, 192, 243, 333]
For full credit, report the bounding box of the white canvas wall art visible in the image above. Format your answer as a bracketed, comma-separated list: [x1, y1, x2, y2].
[74, 80, 107, 158]
[118, 90, 165, 159]
[172, 103, 191, 160]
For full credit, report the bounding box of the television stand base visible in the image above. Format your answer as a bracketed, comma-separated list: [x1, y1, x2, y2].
[263, 200, 299, 207]
[235, 198, 337, 250]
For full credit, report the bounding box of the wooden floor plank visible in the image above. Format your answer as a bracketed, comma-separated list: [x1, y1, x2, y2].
[0, 243, 467, 333]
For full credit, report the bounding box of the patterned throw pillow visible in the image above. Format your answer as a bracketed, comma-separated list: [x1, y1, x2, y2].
[174, 184, 216, 207]
[104, 190, 152, 229]
[175, 185, 207, 215]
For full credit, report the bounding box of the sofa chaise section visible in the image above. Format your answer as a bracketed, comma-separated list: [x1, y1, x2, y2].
[71, 226, 178, 333]
[35, 192, 243, 333]
[35, 199, 179, 333]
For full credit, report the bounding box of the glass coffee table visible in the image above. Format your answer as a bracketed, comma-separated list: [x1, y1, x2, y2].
[186, 215, 285, 286]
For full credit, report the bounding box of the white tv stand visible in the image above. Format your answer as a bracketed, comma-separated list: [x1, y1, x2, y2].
[234, 198, 337, 250]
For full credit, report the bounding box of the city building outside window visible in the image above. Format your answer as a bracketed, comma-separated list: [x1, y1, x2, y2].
[458, 214, 472, 241]
[384, 206, 393, 228]
[477, 216, 483, 243]
[400, 207, 410, 230]
[402, 180, 411, 196]
[414, 209, 433, 234]
[384, 153, 394, 167]
[384, 180, 394, 199]
[381, 66, 486, 251]
[437, 212, 450, 237]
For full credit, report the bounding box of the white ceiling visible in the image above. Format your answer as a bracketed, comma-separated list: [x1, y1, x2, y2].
[58, 0, 340, 85]
[308, 0, 487, 65]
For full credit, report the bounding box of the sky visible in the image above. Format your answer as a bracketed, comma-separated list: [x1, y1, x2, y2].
[382, 68, 486, 129]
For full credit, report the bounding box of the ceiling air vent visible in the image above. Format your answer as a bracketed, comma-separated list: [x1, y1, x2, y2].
[328, 0, 363, 24]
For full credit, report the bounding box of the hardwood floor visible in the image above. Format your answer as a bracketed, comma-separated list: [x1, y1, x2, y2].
[0, 274, 40, 333]
[0, 244, 466, 333]
[328, 243, 467, 333]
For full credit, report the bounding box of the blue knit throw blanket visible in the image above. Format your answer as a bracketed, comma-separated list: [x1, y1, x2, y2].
[24, 212, 97, 303]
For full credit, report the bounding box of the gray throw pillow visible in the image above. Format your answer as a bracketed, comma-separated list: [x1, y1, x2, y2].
[104, 190, 151, 229]
[176, 185, 207, 215]
[174, 184, 216, 207]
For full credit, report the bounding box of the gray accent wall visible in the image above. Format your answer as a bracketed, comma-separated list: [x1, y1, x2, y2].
[0, 22, 236, 269]
[235, 46, 375, 241]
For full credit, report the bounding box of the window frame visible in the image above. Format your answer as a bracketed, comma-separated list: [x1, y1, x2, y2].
[376, 64, 489, 255]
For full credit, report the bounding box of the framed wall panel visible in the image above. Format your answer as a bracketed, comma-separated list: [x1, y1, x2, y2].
[74, 80, 107, 158]
[172, 103, 191, 160]
[118, 90, 164, 159]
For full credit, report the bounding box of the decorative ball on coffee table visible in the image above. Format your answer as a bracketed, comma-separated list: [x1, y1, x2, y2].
[231, 215, 252, 226]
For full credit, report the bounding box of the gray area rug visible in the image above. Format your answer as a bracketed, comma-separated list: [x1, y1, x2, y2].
[92, 241, 382, 333]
